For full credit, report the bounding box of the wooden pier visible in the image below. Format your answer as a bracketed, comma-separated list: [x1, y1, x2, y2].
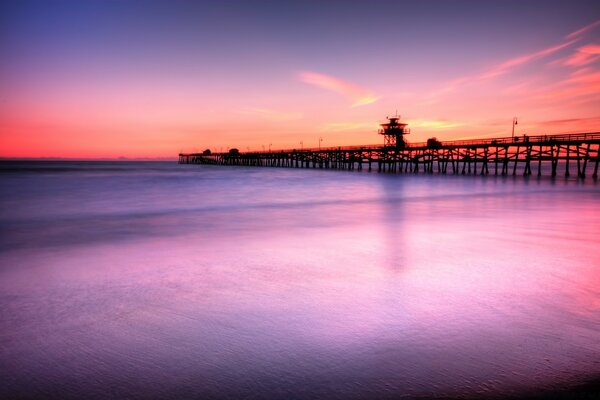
[179, 117, 600, 178]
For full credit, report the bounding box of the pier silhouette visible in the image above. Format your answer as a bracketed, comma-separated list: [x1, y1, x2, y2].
[179, 118, 600, 178]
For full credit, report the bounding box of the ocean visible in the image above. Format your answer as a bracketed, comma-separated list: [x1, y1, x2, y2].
[1, 161, 599, 399]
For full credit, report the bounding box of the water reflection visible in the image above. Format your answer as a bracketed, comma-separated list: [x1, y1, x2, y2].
[0, 162, 599, 399]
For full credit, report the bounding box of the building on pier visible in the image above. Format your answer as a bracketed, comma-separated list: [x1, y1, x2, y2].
[379, 116, 410, 149]
[178, 116, 600, 179]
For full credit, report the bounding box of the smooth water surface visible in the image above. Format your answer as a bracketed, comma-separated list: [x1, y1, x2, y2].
[1, 161, 599, 399]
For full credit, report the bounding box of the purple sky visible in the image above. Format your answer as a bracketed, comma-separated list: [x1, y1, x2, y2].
[1, 0, 599, 157]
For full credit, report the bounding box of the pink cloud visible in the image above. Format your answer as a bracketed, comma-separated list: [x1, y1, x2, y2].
[565, 19, 600, 40]
[419, 19, 600, 105]
[564, 44, 600, 66]
[478, 40, 576, 79]
[564, 69, 600, 89]
[298, 71, 379, 107]
[537, 117, 600, 126]
[420, 40, 576, 105]
[524, 69, 600, 106]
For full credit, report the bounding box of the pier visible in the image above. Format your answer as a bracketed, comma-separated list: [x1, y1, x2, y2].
[179, 117, 600, 178]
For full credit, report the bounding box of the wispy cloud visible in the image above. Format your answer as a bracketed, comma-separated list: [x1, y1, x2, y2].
[523, 68, 600, 106]
[298, 71, 379, 107]
[564, 44, 600, 66]
[537, 117, 600, 126]
[420, 20, 600, 105]
[410, 119, 465, 130]
[478, 40, 576, 80]
[565, 19, 600, 40]
[420, 41, 575, 105]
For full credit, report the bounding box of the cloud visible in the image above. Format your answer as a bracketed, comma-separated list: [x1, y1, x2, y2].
[420, 20, 600, 105]
[520, 117, 600, 135]
[565, 19, 600, 40]
[564, 44, 600, 66]
[410, 119, 465, 130]
[298, 71, 379, 107]
[524, 69, 600, 105]
[562, 69, 600, 93]
[478, 40, 576, 80]
[421, 41, 576, 106]
[419, 40, 575, 105]
[537, 117, 600, 126]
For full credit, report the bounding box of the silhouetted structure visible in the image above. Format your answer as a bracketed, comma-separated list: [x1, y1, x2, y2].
[427, 137, 442, 149]
[379, 116, 410, 149]
[179, 118, 600, 179]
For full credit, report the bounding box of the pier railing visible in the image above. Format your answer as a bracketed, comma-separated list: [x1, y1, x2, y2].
[194, 132, 600, 155]
[407, 132, 600, 149]
[179, 131, 600, 178]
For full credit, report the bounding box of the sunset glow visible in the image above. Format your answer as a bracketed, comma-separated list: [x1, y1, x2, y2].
[1, 1, 599, 158]
[2, 3, 600, 398]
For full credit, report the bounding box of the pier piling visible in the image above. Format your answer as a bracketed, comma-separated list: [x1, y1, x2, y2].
[180, 131, 600, 180]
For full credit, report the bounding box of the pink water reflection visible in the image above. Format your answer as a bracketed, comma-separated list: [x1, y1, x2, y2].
[1, 163, 599, 398]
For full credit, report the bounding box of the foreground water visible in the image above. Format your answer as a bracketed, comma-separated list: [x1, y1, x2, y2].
[0, 161, 599, 399]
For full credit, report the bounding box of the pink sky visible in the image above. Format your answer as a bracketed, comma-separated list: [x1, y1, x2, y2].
[1, 3, 598, 159]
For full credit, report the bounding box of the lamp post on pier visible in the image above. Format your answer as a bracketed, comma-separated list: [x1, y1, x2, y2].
[512, 117, 518, 140]
[319, 137, 323, 150]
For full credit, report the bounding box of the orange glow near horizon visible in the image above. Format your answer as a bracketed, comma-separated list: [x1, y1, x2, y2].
[1, 5, 599, 159]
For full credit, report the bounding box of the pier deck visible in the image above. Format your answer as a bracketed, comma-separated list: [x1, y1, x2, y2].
[179, 132, 600, 178]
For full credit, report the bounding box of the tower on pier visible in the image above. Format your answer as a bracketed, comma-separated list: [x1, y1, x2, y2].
[379, 115, 410, 149]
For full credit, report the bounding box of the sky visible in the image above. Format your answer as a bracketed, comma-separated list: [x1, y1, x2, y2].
[1, 0, 599, 159]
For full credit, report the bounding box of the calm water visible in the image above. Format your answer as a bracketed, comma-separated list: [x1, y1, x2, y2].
[1, 161, 599, 399]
